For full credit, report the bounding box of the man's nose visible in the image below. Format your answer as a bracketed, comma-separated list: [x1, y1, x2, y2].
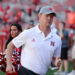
[47, 16, 51, 20]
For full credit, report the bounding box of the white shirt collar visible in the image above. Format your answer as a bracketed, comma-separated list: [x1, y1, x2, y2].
[36, 23, 55, 33]
[35, 24, 54, 40]
[36, 25, 42, 33]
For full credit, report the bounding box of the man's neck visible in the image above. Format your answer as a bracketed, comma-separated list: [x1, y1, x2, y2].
[39, 24, 51, 37]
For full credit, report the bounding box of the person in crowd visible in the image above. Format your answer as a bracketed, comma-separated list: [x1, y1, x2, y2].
[54, 22, 69, 75]
[6, 6, 62, 75]
[5, 23, 22, 49]
[5, 23, 22, 75]
[27, 20, 35, 29]
[67, 29, 75, 75]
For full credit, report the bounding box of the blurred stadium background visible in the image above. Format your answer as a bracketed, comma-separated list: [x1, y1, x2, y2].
[0, 0, 75, 75]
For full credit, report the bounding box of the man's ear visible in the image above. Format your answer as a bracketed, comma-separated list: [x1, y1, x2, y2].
[38, 15, 40, 19]
[38, 14, 41, 20]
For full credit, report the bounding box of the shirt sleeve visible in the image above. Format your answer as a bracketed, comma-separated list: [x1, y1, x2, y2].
[53, 37, 62, 58]
[12, 30, 28, 48]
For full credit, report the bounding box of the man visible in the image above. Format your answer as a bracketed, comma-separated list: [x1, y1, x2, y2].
[6, 6, 62, 75]
[67, 31, 75, 75]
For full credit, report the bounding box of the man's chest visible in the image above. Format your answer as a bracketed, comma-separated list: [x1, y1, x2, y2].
[26, 35, 57, 53]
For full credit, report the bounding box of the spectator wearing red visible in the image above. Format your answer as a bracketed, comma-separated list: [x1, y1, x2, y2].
[5, 23, 22, 75]
[68, 12, 75, 29]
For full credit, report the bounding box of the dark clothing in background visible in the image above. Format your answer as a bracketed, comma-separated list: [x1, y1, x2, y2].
[61, 29, 69, 48]
[57, 29, 69, 60]
[61, 48, 68, 60]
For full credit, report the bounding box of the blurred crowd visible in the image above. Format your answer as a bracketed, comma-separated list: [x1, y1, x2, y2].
[0, 0, 75, 56]
[0, 0, 75, 75]
[0, 0, 75, 28]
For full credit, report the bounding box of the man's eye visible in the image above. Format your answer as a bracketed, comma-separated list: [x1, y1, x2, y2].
[50, 16, 53, 18]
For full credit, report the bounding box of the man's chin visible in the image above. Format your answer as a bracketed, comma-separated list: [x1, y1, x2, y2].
[46, 24, 51, 27]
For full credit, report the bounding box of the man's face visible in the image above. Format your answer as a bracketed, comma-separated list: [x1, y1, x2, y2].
[39, 14, 54, 27]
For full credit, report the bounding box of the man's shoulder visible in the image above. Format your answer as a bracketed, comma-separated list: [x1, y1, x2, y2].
[22, 26, 36, 35]
[53, 33, 60, 38]
[24, 26, 36, 32]
[53, 33, 61, 41]
[53, 34, 62, 46]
